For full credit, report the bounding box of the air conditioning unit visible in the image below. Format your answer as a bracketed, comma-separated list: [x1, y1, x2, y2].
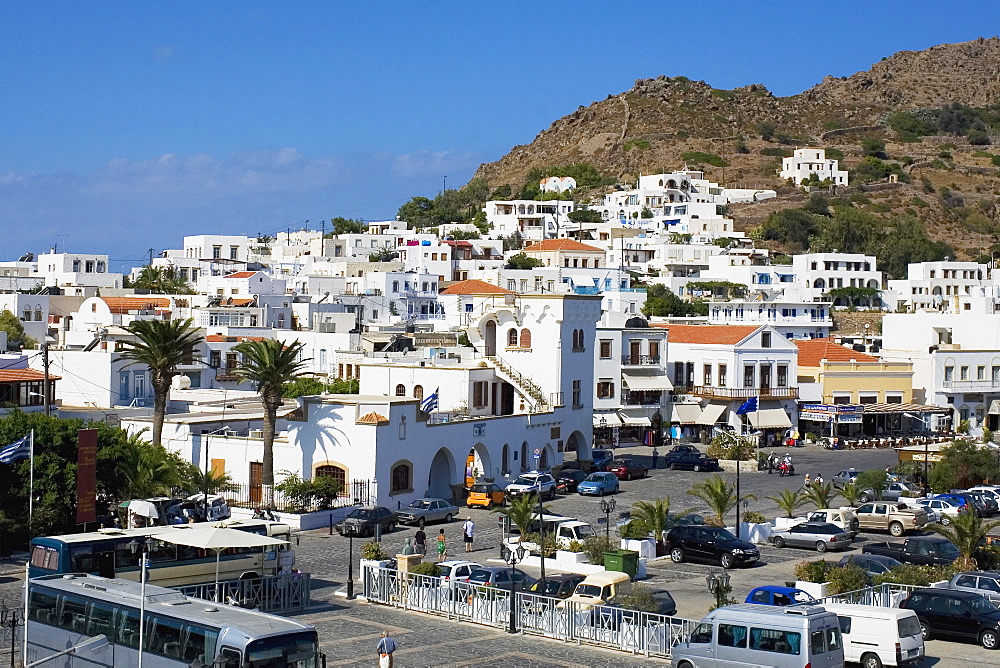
[248, 429, 263, 439]
[670, 394, 681, 403]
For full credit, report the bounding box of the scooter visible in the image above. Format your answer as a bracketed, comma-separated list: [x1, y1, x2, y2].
[778, 461, 795, 477]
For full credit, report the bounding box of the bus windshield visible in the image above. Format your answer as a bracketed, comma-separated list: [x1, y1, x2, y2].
[246, 631, 318, 668]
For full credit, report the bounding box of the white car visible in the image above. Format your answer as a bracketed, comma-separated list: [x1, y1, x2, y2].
[436, 560, 481, 583]
[799, 508, 860, 537]
[505, 472, 557, 501]
[914, 497, 962, 525]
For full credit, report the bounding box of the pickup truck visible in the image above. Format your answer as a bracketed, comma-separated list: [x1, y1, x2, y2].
[862, 535, 960, 565]
[855, 501, 928, 537]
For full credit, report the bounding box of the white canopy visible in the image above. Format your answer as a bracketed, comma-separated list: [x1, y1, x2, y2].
[695, 403, 727, 426]
[127, 500, 159, 519]
[621, 372, 673, 391]
[748, 404, 793, 429]
[671, 403, 702, 424]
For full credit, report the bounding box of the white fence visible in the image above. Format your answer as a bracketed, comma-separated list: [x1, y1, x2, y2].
[361, 566, 698, 658]
[817, 582, 920, 607]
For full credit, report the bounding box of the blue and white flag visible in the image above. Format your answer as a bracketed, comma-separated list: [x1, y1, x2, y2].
[736, 396, 759, 415]
[420, 388, 439, 413]
[0, 434, 31, 463]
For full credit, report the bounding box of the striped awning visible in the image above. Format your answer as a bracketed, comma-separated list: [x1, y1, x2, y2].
[748, 402, 793, 429]
[695, 403, 727, 426]
[862, 402, 951, 414]
[989, 400, 1000, 416]
[671, 403, 702, 424]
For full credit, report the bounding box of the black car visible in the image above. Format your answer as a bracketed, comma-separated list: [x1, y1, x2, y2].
[556, 469, 588, 494]
[666, 525, 759, 569]
[527, 573, 586, 599]
[334, 505, 397, 537]
[966, 491, 1000, 517]
[836, 554, 903, 581]
[900, 587, 1000, 648]
[664, 448, 718, 472]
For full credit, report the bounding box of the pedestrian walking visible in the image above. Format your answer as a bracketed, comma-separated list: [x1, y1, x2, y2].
[462, 517, 475, 552]
[414, 527, 426, 555]
[767, 453, 774, 474]
[436, 528, 447, 562]
[651, 447, 659, 469]
[376, 630, 398, 668]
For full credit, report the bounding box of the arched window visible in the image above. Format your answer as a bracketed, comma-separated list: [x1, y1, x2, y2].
[395, 384, 406, 396]
[315, 464, 347, 492]
[502, 444, 510, 475]
[539, 447, 549, 470]
[413, 385, 424, 400]
[519, 329, 532, 348]
[34, 306, 43, 321]
[390, 461, 412, 494]
[507, 328, 518, 347]
[520, 442, 528, 472]
[813, 278, 825, 289]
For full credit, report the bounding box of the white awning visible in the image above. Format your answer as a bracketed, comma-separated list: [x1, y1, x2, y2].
[620, 413, 652, 426]
[695, 403, 727, 425]
[621, 372, 673, 391]
[990, 400, 1000, 416]
[593, 413, 623, 427]
[748, 403, 793, 429]
[671, 403, 702, 424]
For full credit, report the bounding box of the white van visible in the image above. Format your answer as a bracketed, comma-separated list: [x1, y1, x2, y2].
[672, 604, 844, 668]
[821, 603, 923, 667]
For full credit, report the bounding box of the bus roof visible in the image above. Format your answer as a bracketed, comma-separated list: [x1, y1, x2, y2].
[32, 520, 290, 545]
[31, 573, 314, 636]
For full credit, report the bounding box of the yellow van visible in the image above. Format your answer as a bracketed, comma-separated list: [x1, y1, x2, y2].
[562, 571, 632, 609]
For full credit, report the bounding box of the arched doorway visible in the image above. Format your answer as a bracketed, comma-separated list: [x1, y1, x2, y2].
[501, 444, 510, 476]
[466, 443, 493, 486]
[427, 448, 456, 500]
[566, 430, 591, 463]
[539, 444, 554, 470]
[484, 320, 497, 356]
[520, 442, 529, 472]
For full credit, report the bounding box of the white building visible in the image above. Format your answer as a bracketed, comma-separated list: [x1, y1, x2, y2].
[780, 149, 848, 186]
[34, 252, 123, 290]
[792, 253, 883, 305]
[707, 296, 833, 340]
[539, 176, 577, 193]
[484, 200, 575, 240]
[0, 293, 50, 343]
[886, 261, 993, 313]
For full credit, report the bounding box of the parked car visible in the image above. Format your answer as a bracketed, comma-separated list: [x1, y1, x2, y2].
[466, 481, 506, 509]
[770, 522, 853, 553]
[527, 573, 586, 600]
[967, 485, 1000, 506]
[862, 535, 960, 566]
[608, 459, 648, 481]
[836, 554, 903, 580]
[949, 571, 1000, 603]
[615, 511, 705, 538]
[822, 603, 924, 667]
[591, 449, 614, 471]
[335, 505, 397, 537]
[505, 472, 557, 501]
[395, 497, 460, 527]
[464, 565, 536, 592]
[800, 508, 860, 537]
[914, 497, 962, 524]
[435, 560, 481, 584]
[746, 585, 817, 606]
[965, 490, 1000, 517]
[900, 588, 1000, 648]
[664, 449, 719, 472]
[667, 444, 699, 456]
[555, 469, 588, 493]
[861, 481, 921, 504]
[854, 501, 928, 536]
[832, 468, 861, 488]
[936, 493, 987, 517]
[577, 472, 620, 496]
[666, 525, 759, 569]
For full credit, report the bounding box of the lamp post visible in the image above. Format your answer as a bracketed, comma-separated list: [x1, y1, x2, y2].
[129, 537, 149, 668]
[501, 543, 527, 634]
[600, 497, 616, 540]
[706, 569, 731, 610]
[535, 493, 546, 590]
[347, 532, 356, 600]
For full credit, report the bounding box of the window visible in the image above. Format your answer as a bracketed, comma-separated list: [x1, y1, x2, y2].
[749, 627, 801, 654]
[776, 365, 787, 387]
[810, 630, 827, 655]
[886, 394, 903, 404]
[993, 366, 1000, 384]
[649, 341, 660, 360]
[507, 329, 518, 347]
[230, 246, 238, 260]
[316, 464, 346, 490]
[519, 329, 532, 348]
[961, 366, 969, 381]
[718, 624, 748, 648]
[472, 381, 489, 408]
[743, 365, 755, 388]
[944, 366, 954, 382]
[978, 365, 986, 381]
[718, 364, 727, 386]
[761, 331, 771, 348]
[395, 384, 406, 396]
[391, 462, 412, 493]
[597, 381, 615, 399]
[703, 364, 712, 386]
[212, 245, 222, 259]
[599, 340, 612, 359]
[413, 385, 424, 400]
[689, 623, 713, 644]
[572, 380, 582, 408]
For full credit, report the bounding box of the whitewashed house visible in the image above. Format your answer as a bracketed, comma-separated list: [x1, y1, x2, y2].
[780, 149, 848, 186]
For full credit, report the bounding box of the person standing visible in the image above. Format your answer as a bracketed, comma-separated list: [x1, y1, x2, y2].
[414, 527, 426, 555]
[767, 453, 774, 474]
[436, 528, 447, 562]
[651, 447, 659, 469]
[376, 631, 398, 668]
[462, 517, 475, 552]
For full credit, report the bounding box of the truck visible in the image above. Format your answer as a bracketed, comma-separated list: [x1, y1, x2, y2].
[854, 501, 928, 536]
[862, 535, 960, 565]
[499, 513, 597, 550]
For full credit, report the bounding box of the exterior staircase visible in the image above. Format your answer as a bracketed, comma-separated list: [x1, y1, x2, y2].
[487, 356, 549, 412]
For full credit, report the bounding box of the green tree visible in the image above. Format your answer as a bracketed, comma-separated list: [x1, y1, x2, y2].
[760, 209, 819, 250]
[804, 481, 838, 509]
[937, 439, 1000, 488]
[567, 209, 603, 224]
[826, 286, 881, 309]
[642, 284, 708, 318]
[119, 319, 203, 446]
[861, 137, 887, 159]
[328, 378, 360, 393]
[767, 489, 806, 518]
[814, 207, 878, 255]
[325, 217, 366, 235]
[505, 253, 543, 270]
[0, 309, 36, 350]
[927, 509, 1000, 570]
[234, 339, 309, 503]
[282, 377, 327, 398]
[132, 266, 194, 294]
[688, 475, 754, 526]
[856, 469, 889, 502]
[839, 481, 861, 507]
[630, 497, 694, 550]
[492, 494, 544, 543]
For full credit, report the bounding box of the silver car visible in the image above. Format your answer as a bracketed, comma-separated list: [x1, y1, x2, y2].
[396, 497, 460, 527]
[770, 522, 853, 553]
[949, 571, 1000, 602]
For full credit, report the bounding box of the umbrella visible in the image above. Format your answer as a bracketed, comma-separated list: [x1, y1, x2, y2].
[155, 525, 288, 601]
[127, 500, 159, 519]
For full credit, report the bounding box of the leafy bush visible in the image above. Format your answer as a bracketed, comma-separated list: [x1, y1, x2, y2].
[410, 562, 440, 576]
[620, 520, 652, 540]
[361, 541, 387, 560]
[581, 535, 615, 565]
[825, 148, 845, 161]
[522, 532, 558, 558]
[619, 584, 659, 612]
[873, 563, 957, 587]
[827, 564, 867, 594]
[564, 539, 585, 553]
[794, 559, 832, 583]
[968, 129, 991, 146]
[742, 510, 766, 523]
[706, 435, 756, 461]
[910, 196, 929, 208]
[624, 138, 651, 151]
[861, 137, 887, 159]
[681, 151, 726, 167]
[761, 147, 792, 158]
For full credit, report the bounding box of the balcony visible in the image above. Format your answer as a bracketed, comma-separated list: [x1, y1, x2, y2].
[572, 286, 601, 295]
[681, 386, 798, 400]
[622, 390, 664, 406]
[216, 368, 241, 381]
[621, 355, 660, 366]
[941, 379, 997, 390]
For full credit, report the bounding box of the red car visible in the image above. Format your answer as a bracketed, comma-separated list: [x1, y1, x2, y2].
[608, 459, 648, 481]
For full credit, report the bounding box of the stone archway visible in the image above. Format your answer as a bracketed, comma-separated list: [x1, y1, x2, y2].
[427, 448, 457, 500]
[468, 442, 493, 481]
[566, 430, 592, 462]
[540, 444, 555, 470]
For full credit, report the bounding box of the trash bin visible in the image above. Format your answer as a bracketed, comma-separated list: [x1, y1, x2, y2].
[603, 549, 639, 578]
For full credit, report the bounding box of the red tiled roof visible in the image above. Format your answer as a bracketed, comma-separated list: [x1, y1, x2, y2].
[101, 297, 171, 314]
[0, 369, 61, 382]
[794, 338, 878, 367]
[440, 279, 514, 296]
[224, 271, 257, 279]
[357, 411, 389, 425]
[205, 335, 267, 343]
[660, 324, 760, 345]
[524, 239, 603, 253]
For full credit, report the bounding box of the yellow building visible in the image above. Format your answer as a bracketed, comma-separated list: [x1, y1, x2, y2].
[795, 339, 913, 405]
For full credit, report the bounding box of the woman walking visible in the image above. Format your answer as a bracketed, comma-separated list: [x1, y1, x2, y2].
[436, 528, 447, 562]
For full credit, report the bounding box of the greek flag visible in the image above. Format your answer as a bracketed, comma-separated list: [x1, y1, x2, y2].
[736, 396, 759, 415]
[420, 388, 439, 413]
[0, 434, 31, 463]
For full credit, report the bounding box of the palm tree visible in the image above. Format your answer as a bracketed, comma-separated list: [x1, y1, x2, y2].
[804, 481, 838, 510]
[631, 497, 695, 550]
[120, 318, 203, 446]
[492, 494, 544, 543]
[927, 509, 1000, 570]
[688, 475, 755, 526]
[767, 489, 806, 518]
[840, 481, 861, 507]
[119, 429, 190, 499]
[234, 339, 308, 504]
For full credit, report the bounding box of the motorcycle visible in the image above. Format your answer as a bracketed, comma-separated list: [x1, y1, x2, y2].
[778, 461, 795, 477]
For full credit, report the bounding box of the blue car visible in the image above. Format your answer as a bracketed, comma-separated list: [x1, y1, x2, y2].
[577, 472, 619, 496]
[592, 449, 614, 471]
[746, 585, 817, 607]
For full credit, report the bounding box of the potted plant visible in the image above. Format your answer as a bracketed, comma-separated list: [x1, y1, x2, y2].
[740, 510, 771, 544]
[619, 519, 656, 559]
[768, 489, 806, 529]
[555, 539, 590, 568]
[360, 540, 393, 583]
[793, 559, 832, 599]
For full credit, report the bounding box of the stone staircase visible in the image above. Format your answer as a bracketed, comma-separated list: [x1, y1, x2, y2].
[487, 356, 549, 412]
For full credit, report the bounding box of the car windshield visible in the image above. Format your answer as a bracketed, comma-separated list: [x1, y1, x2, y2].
[576, 525, 596, 538]
[246, 631, 318, 668]
[468, 569, 493, 582]
[531, 580, 566, 595]
[470, 485, 492, 493]
[348, 509, 373, 520]
[710, 528, 737, 541]
[512, 476, 536, 486]
[936, 541, 960, 558]
[408, 500, 430, 509]
[969, 596, 999, 614]
[575, 584, 602, 597]
[584, 474, 606, 482]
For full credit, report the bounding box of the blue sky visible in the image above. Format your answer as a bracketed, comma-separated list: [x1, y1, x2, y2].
[1, 1, 993, 268]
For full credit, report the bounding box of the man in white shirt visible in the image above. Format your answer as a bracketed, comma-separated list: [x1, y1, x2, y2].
[462, 517, 475, 552]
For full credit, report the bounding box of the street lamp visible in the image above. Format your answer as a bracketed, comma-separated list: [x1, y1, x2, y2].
[128, 537, 149, 668]
[600, 497, 617, 540]
[706, 569, 731, 610]
[501, 543, 527, 634]
[347, 530, 356, 600]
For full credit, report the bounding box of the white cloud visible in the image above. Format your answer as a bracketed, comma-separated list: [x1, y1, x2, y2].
[391, 150, 480, 179]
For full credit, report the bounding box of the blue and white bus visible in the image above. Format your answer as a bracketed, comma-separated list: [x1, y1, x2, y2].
[27, 573, 319, 667]
[29, 520, 294, 586]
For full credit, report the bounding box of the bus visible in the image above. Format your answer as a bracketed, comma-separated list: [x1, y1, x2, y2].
[29, 520, 295, 586]
[27, 573, 319, 667]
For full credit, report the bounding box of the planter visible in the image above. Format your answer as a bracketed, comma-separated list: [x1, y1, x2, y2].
[395, 553, 422, 575]
[231, 505, 356, 530]
[795, 581, 829, 599]
[620, 538, 656, 559]
[717, 459, 761, 473]
[774, 516, 804, 530]
[739, 522, 772, 545]
[555, 550, 589, 569]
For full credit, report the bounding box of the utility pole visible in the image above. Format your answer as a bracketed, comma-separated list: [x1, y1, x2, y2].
[148, 248, 154, 266]
[42, 341, 51, 417]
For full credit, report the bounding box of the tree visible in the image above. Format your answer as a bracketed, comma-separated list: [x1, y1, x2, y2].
[688, 475, 754, 526]
[234, 339, 309, 504]
[767, 489, 806, 518]
[814, 207, 878, 255]
[839, 481, 861, 507]
[927, 509, 1000, 570]
[282, 377, 327, 398]
[760, 209, 819, 249]
[492, 494, 543, 543]
[826, 286, 881, 309]
[861, 137, 887, 159]
[936, 439, 1000, 489]
[505, 253, 543, 270]
[567, 209, 603, 224]
[119, 318, 203, 446]
[642, 284, 708, 318]
[325, 217, 365, 235]
[630, 497, 694, 550]
[132, 266, 194, 294]
[855, 469, 889, 502]
[0, 309, 35, 350]
[804, 481, 838, 509]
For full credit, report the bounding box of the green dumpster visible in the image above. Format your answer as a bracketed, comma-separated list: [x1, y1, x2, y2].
[603, 549, 639, 578]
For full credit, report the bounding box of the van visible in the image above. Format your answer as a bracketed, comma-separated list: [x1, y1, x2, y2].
[820, 603, 923, 667]
[672, 603, 844, 668]
[562, 571, 632, 610]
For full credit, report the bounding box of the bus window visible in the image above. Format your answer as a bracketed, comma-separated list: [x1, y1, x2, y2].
[148, 615, 184, 658]
[58, 594, 88, 633]
[115, 609, 140, 648]
[147, 539, 177, 564]
[87, 601, 115, 638]
[30, 545, 59, 571]
[114, 541, 141, 569]
[182, 623, 219, 664]
[28, 590, 58, 624]
[218, 647, 241, 668]
[70, 545, 97, 572]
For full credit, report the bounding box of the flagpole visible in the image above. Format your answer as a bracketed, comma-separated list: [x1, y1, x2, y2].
[29, 429, 34, 532]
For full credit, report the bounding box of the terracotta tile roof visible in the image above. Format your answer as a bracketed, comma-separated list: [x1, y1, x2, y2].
[524, 239, 603, 253]
[224, 271, 257, 279]
[205, 335, 266, 343]
[101, 297, 171, 314]
[0, 369, 61, 382]
[357, 411, 389, 425]
[440, 279, 514, 295]
[794, 338, 878, 367]
[659, 324, 760, 345]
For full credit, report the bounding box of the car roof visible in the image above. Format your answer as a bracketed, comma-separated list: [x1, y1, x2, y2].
[471, 565, 510, 573]
[955, 571, 1000, 577]
[913, 587, 981, 598]
[750, 585, 809, 595]
[438, 560, 479, 568]
[540, 573, 584, 582]
[413, 497, 449, 503]
[795, 522, 840, 529]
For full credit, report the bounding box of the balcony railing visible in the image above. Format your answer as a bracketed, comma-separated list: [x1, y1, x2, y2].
[621, 355, 661, 366]
[679, 386, 799, 400]
[941, 379, 997, 390]
[622, 390, 664, 406]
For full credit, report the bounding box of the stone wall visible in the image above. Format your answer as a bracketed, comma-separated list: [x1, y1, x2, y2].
[832, 310, 885, 334]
